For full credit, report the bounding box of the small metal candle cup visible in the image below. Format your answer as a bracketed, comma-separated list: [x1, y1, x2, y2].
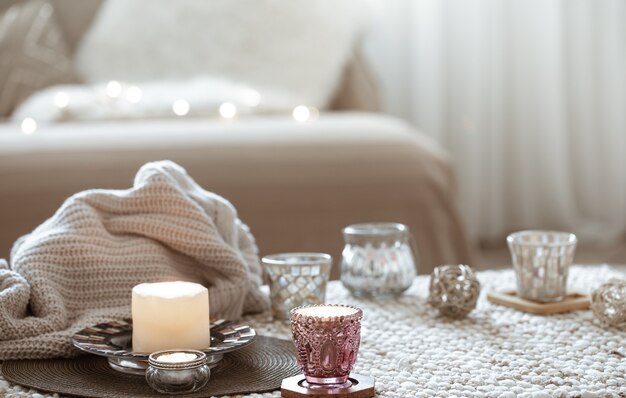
[507, 230, 577, 302]
[262, 253, 332, 321]
[289, 304, 363, 387]
[145, 350, 210, 395]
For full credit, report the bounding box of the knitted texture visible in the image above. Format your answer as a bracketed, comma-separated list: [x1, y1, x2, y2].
[2, 265, 625, 397]
[0, 160, 268, 360]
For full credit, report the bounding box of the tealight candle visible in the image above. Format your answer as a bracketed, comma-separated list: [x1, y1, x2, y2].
[132, 281, 210, 353]
[158, 352, 198, 363]
[290, 304, 363, 386]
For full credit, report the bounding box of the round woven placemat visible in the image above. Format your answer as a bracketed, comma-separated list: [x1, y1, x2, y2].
[2, 336, 299, 397]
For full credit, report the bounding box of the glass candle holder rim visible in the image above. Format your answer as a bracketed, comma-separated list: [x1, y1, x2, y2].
[148, 349, 207, 370]
[290, 304, 363, 323]
[343, 222, 409, 237]
[507, 230, 577, 247]
[261, 252, 332, 266]
[434, 263, 474, 274]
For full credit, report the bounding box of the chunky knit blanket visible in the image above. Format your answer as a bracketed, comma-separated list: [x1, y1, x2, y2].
[0, 160, 268, 360]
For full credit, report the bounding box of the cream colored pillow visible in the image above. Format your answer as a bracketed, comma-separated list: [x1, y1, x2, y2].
[0, 0, 76, 117]
[75, 0, 367, 109]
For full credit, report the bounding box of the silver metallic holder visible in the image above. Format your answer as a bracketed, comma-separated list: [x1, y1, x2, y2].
[146, 350, 210, 395]
[340, 222, 417, 298]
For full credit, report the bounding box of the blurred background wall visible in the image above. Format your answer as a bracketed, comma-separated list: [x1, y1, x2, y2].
[363, 0, 626, 253]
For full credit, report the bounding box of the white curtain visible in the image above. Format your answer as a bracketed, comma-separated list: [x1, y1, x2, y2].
[364, 0, 626, 245]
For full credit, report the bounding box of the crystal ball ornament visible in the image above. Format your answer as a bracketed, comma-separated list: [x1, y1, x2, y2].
[591, 279, 626, 328]
[428, 264, 480, 318]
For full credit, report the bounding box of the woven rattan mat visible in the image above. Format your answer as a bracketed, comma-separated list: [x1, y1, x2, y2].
[2, 336, 299, 397]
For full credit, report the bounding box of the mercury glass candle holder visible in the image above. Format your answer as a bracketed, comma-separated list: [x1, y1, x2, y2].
[289, 304, 363, 387]
[262, 253, 332, 321]
[145, 350, 210, 395]
[340, 223, 417, 298]
[507, 230, 577, 302]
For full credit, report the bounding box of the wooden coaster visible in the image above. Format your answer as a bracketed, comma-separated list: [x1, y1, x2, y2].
[281, 374, 375, 398]
[487, 290, 591, 315]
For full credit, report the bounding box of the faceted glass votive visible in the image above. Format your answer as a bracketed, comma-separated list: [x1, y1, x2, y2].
[290, 304, 363, 386]
[340, 223, 417, 298]
[507, 230, 577, 302]
[262, 253, 332, 321]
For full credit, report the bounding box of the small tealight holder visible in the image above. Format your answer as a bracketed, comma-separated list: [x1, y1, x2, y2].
[145, 350, 210, 395]
[262, 253, 332, 321]
[281, 304, 374, 398]
[507, 230, 577, 302]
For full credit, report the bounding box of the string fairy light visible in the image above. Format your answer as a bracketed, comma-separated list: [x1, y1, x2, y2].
[20, 117, 37, 134]
[125, 86, 143, 104]
[219, 102, 237, 119]
[18, 82, 323, 135]
[292, 105, 310, 122]
[172, 99, 190, 116]
[105, 80, 123, 99]
[292, 105, 319, 122]
[53, 91, 69, 108]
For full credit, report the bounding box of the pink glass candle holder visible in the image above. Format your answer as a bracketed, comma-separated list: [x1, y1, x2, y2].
[289, 304, 363, 387]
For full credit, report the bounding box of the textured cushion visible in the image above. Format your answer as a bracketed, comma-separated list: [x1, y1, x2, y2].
[0, 0, 76, 117]
[75, 0, 366, 109]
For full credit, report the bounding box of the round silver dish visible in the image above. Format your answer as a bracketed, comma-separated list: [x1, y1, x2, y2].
[71, 319, 256, 375]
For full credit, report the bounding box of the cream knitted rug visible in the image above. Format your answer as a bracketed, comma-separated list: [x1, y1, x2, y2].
[0, 160, 268, 360]
[2, 265, 625, 397]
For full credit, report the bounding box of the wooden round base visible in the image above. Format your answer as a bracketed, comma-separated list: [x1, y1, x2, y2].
[281, 374, 375, 398]
[487, 290, 590, 315]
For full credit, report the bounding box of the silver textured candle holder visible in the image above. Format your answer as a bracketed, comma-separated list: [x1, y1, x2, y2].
[262, 253, 332, 321]
[340, 222, 417, 298]
[145, 350, 210, 395]
[507, 230, 577, 302]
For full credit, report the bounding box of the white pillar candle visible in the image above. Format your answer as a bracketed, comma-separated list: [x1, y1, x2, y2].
[132, 281, 210, 353]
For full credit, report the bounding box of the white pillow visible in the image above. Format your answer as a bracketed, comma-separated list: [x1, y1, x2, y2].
[75, 0, 367, 109]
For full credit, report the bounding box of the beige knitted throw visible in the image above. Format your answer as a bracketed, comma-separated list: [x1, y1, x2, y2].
[0, 161, 268, 360]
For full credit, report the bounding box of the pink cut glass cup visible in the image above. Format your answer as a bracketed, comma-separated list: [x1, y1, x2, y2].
[289, 304, 363, 387]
